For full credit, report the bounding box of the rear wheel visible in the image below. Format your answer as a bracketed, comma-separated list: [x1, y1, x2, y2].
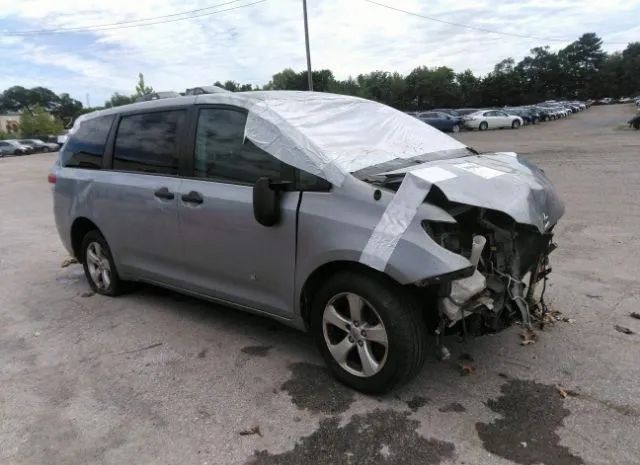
[451, 124, 460, 133]
[479, 121, 488, 131]
[511, 120, 521, 129]
[81, 230, 123, 296]
[41, 147, 50, 153]
[311, 270, 427, 393]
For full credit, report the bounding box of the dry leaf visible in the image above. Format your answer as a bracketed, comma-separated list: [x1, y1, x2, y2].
[520, 328, 538, 346]
[80, 291, 95, 298]
[61, 257, 78, 268]
[458, 362, 476, 376]
[239, 426, 262, 437]
[556, 385, 578, 398]
[614, 325, 635, 335]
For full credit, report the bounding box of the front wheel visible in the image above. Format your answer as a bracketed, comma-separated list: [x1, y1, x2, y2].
[311, 270, 427, 393]
[511, 120, 521, 129]
[479, 121, 488, 131]
[81, 230, 123, 296]
[451, 124, 460, 133]
[41, 147, 50, 153]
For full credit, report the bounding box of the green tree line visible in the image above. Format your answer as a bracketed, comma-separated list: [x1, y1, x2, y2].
[262, 33, 639, 109]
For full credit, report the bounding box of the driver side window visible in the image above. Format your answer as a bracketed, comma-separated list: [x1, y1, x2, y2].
[194, 108, 284, 185]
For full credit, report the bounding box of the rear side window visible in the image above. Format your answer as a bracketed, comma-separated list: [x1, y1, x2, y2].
[113, 110, 185, 175]
[60, 115, 114, 169]
[194, 108, 284, 184]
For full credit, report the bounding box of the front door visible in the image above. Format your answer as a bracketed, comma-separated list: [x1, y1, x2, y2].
[177, 106, 298, 316]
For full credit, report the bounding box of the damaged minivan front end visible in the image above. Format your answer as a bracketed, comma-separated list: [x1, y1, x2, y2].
[358, 150, 564, 346]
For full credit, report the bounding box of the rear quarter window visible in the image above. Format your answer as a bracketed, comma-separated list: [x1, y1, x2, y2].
[60, 115, 114, 169]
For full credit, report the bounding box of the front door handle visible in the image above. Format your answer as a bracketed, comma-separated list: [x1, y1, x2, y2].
[181, 191, 203, 205]
[154, 187, 174, 200]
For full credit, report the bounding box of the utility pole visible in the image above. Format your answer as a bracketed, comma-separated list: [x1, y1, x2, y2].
[302, 0, 313, 91]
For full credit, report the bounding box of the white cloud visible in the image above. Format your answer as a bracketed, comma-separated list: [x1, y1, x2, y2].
[0, 0, 637, 104]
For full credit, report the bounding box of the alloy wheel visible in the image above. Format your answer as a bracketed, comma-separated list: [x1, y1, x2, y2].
[85, 241, 112, 290]
[322, 292, 389, 377]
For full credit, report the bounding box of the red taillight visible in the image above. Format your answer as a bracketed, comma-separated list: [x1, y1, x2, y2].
[47, 173, 56, 184]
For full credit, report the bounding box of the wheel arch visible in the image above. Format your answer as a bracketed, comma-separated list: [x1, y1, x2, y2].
[299, 260, 404, 329]
[70, 217, 102, 262]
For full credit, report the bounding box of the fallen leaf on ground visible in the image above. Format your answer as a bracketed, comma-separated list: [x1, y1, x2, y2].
[239, 426, 262, 437]
[61, 257, 78, 268]
[458, 362, 476, 376]
[520, 328, 538, 346]
[456, 354, 476, 375]
[80, 291, 95, 298]
[630, 312, 640, 320]
[33, 331, 41, 337]
[556, 385, 579, 398]
[614, 325, 635, 335]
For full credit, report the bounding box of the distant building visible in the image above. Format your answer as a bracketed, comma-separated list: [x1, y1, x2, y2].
[0, 112, 21, 133]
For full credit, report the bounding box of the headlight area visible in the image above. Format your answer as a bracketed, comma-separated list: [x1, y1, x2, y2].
[417, 198, 556, 355]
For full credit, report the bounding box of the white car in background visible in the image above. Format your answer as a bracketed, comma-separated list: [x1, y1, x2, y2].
[462, 110, 524, 131]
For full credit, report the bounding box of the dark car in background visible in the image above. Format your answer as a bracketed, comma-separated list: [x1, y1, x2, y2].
[504, 108, 538, 125]
[416, 111, 463, 133]
[18, 139, 59, 152]
[432, 108, 461, 117]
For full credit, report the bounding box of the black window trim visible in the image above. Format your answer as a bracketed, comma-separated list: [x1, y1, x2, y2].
[104, 105, 190, 178]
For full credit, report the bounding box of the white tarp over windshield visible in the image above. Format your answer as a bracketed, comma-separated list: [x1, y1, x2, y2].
[197, 91, 466, 185]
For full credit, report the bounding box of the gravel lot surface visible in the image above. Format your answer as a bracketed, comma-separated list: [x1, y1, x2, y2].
[1, 104, 639, 465]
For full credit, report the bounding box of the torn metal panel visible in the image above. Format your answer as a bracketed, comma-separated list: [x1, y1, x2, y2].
[360, 166, 456, 270]
[377, 152, 564, 233]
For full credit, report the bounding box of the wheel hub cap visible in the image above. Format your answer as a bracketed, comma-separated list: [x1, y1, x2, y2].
[322, 292, 389, 378]
[86, 241, 111, 290]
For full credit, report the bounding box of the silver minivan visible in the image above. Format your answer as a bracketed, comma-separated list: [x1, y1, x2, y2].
[51, 91, 564, 393]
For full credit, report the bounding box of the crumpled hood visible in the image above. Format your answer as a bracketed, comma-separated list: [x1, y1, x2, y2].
[382, 152, 565, 233]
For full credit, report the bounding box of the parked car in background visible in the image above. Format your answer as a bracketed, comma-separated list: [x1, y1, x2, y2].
[456, 108, 479, 116]
[50, 91, 564, 393]
[18, 139, 59, 153]
[538, 105, 566, 119]
[504, 108, 537, 125]
[463, 110, 524, 130]
[416, 111, 463, 133]
[0, 140, 32, 156]
[431, 108, 461, 117]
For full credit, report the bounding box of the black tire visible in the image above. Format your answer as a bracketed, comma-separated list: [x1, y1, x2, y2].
[511, 119, 521, 129]
[479, 121, 488, 131]
[451, 124, 460, 133]
[42, 147, 50, 153]
[310, 270, 427, 393]
[80, 230, 123, 296]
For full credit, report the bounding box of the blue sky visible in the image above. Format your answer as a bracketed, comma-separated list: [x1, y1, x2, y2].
[1, 0, 639, 106]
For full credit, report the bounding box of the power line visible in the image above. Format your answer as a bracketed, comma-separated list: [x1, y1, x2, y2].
[2, 0, 267, 36]
[2, 0, 247, 35]
[363, 0, 630, 46]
